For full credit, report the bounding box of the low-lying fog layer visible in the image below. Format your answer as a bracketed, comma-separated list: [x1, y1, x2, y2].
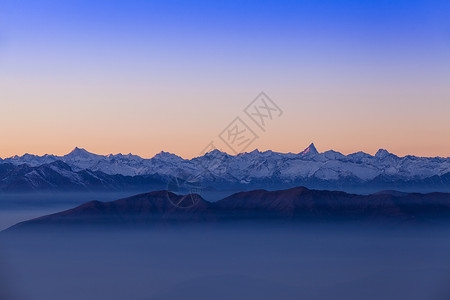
[0, 190, 244, 231]
[2, 223, 450, 300]
[0, 192, 155, 231]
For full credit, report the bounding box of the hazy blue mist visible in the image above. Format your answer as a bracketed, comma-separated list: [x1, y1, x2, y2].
[0, 192, 146, 231]
[2, 192, 450, 299]
[2, 223, 450, 300]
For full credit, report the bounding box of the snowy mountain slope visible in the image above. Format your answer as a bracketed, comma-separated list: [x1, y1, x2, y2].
[0, 160, 167, 192]
[1, 144, 449, 193]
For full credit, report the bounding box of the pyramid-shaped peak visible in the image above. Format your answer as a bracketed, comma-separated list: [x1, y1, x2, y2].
[248, 149, 261, 154]
[375, 148, 393, 159]
[300, 143, 319, 156]
[65, 147, 97, 158]
[71, 147, 88, 153]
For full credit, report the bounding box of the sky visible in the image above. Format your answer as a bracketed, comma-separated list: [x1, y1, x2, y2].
[0, 0, 449, 159]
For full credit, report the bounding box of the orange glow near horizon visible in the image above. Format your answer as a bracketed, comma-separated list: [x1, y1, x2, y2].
[1, 90, 449, 160]
[1, 81, 449, 159]
[1, 1, 449, 159]
[1, 86, 449, 159]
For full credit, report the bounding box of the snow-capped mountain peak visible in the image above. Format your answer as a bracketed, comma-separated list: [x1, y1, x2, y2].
[202, 149, 227, 157]
[152, 151, 183, 161]
[375, 149, 395, 159]
[1, 144, 449, 193]
[2, 153, 58, 167]
[299, 143, 319, 156]
[65, 147, 99, 159]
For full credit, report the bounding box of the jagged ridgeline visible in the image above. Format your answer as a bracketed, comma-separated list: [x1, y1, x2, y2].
[0, 144, 449, 193]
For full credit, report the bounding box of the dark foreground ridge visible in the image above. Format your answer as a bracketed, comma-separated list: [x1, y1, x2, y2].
[6, 187, 450, 231]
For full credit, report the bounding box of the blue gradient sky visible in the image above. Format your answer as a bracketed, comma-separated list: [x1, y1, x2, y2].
[0, 0, 449, 158]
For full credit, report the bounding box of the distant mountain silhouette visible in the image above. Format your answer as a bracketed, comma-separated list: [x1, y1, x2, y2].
[1, 144, 449, 193]
[7, 187, 450, 231]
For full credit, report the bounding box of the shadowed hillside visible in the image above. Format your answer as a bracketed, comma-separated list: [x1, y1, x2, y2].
[6, 187, 450, 231]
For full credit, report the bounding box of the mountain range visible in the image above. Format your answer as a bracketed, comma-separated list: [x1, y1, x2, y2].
[1, 144, 449, 193]
[7, 187, 450, 230]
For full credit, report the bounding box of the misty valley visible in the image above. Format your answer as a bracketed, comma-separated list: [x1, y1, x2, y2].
[1, 188, 450, 300]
